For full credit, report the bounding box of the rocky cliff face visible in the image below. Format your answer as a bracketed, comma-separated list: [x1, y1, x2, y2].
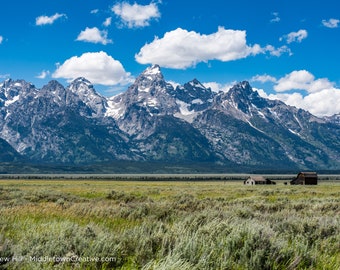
[0, 78, 134, 163]
[0, 65, 339, 170]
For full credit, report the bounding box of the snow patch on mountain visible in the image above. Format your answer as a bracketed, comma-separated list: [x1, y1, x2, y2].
[5, 95, 19, 106]
[143, 64, 161, 76]
[106, 98, 125, 119]
[0, 64, 339, 169]
[67, 77, 107, 117]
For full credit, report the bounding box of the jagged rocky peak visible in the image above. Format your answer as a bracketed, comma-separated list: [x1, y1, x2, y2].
[0, 78, 33, 88]
[68, 77, 95, 94]
[1, 78, 35, 92]
[139, 64, 164, 83]
[187, 78, 206, 89]
[221, 81, 267, 113]
[224, 81, 254, 104]
[38, 80, 67, 104]
[128, 64, 170, 95]
[41, 80, 65, 92]
[229, 81, 253, 96]
[71, 77, 93, 86]
[0, 78, 12, 89]
[184, 78, 212, 95]
[142, 64, 162, 78]
[232, 81, 267, 101]
[0, 78, 37, 101]
[109, 64, 178, 123]
[66, 77, 107, 117]
[324, 113, 340, 125]
[67, 77, 103, 100]
[172, 78, 214, 108]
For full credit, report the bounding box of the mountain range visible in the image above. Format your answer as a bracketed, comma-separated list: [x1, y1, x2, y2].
[0, 65, 339, 173]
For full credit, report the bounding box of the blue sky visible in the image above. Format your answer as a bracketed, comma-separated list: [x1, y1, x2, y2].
[1, 0, 340, 116]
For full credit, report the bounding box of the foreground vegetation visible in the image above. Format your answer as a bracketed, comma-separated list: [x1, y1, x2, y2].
[0, 179, 339, 269]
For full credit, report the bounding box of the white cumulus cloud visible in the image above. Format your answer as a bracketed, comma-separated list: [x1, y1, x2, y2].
[265, 45, 292, 57]
[36, 13, 67, 26]
[302, 89, 340, 116]
[263, 90, 340, 117]
[322, 18, 340, 28]
[274, 70, 333, 93]
[76, 27, 112, 45]
[52, 51, 133, 86]
[281, 29, 308, 44]
[103, 17, 112, 27]
[112, 1, 160, 28]
[251, 74, 277, 83]
[258, 70, 340, 116]
[135, 27, 266, 69]
[36, 70, 50, 79]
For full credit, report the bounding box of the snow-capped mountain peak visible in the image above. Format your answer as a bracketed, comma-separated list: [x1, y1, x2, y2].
[169, 78, 214, 117]
[223, 81, 265, 114]
[189, 78, 206, 89]
[143, 64, 162, 76]
[131, 64, 167, 94]
[0, 68, 339, 170]
[0, 79, 37, 107]
[67, 77, 107, 117]
[323, 113, 340, 125]
[68, 77, 95, 94]
[71, 77, 92, 85]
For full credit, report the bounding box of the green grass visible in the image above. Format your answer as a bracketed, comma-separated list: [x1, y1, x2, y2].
[0, 179, 339, 269]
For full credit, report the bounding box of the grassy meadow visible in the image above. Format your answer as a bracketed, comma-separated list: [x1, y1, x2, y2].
[0, 178, 339, 269]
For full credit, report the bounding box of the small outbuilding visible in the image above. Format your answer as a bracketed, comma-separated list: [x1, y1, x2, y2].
[290, 172, 318, 185]
[244, 176, 276, 185]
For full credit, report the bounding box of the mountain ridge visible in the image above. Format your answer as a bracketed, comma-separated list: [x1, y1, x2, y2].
[0, 65, 339, 172]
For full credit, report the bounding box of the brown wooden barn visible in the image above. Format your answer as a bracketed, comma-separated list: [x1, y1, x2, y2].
[290, 172, 318, 185]
[244, 176, 276, 185]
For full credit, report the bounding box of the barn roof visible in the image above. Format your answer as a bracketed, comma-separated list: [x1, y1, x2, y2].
[299, 172, 317, 176]
[248, 176, 266, 182]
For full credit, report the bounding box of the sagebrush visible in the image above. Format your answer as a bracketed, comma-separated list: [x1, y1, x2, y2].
[0, 180, 339, 269]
